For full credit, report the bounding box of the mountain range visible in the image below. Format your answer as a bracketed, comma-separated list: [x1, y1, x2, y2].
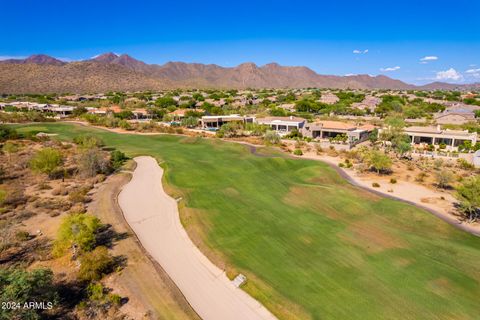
[0, 53, 478, 93]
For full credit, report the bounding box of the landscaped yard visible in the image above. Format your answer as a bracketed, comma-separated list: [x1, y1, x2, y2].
[13, 123, 480, 320]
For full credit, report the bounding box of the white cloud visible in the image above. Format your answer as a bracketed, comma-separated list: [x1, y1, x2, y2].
[419, 56, 438, 64]
[420, 56, 438, 62]
[344, 73, 357, 76]
[380, 66, 400, 72]
[466, 68, 480, 78]
[466, 68, 480, 73]
[353, 49, 368, 54]
[435, 68, 463, 81]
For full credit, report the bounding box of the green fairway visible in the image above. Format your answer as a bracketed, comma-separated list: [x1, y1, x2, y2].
[13, 123, 480, 320]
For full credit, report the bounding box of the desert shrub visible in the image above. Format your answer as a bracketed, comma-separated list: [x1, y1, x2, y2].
[433, 158, 444, 170]
[293, 149, 303, 156]
[0, 125, 18, 142]
[3, 188, 28, 207]
[435, 170, 454, 189]
[339, 162, 345, 168]
[372, 182, 380, 188]
[104, 116, 120, 128]
[109, 293, 122, 306]
[36, 182, 52, 190]
[53, 213, 101, 256]
[457, 158, 475, 170]
[415, 172, 428, 183]
[78, 148, 111, 178]
[52, 187, 68, 196]
[2, 141, 19, 162]
[68, 188, 89, 203]
[118, 119, 131, 130]
[15, 230, 30, 241]
[264, 131, 281, 145]
[0, 188, 6, 206]
[110, 150, 128, 170]
[73, 134, 104, 149]
[87, 282, 105, 301]
[390, 178, 397, 184]
[216, 122, 244, 138]
[456, 176, 480, 222]
[78, 246, 114, 281]
[29, 148, 63, 178]
[86, 282, 121, 306]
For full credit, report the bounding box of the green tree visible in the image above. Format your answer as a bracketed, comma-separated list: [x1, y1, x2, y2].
[456, 176, 480, 222]
[72, 106, 88, 117]
[0, 268, 58, 320]
[53, 213, 101, 256]
[0, 125, 18, 142]
[368, 128, 379, 145]
[394, 139, 412, 157]
[155, 96, 177, 108]
[364, 150, 392, 174]
[78, 246, 114, 281]
[181, 116, 199, 128]
[216, 122, 243, 138]
[29, 148, 63, 178]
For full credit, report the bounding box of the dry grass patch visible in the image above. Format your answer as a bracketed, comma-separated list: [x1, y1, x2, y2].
[341, 220, 407, 253]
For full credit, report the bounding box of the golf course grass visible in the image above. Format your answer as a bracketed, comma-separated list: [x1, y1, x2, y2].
[13, 123, 480, 320]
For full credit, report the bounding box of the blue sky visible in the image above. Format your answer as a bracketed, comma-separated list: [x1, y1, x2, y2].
[1, 0, 479, 84]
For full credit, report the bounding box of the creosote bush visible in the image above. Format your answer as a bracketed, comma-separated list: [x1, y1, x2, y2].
[29, 148, 63, 178]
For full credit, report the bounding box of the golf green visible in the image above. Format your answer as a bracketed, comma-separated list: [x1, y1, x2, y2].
[13, 123, 480, 320]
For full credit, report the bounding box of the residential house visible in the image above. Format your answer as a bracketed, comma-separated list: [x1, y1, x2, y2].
[302, 120, 374, 143]
[256, 116, 306, 135]
[319, 93, 339, 105]
[434, 112, 476, 125]
[351, 96, 381, 111]
[200, 114, 255, 129]
[404, 125, 477, 148]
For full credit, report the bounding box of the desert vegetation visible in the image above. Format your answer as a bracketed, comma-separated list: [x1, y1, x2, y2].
[0, 126, 129, 319]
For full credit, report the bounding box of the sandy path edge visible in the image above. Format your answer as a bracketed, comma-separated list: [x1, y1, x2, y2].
[118, 156, 277, 320]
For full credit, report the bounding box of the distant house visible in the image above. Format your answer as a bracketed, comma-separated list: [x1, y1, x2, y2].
[169, 108, 204, 120]
[256, 116, 306, 134]
[351, 96, 381, 111]
[88, 105, 122, 115]
[434, 112, 476, 125]
[45, 105, 75, 118]
[200, 114, 255, 129]
[277, 103, 296, 112]
[319, 93, 339, 105]
[132, 108, 150, 120]
[302, 120, 374, 143]
[473, 150, 480, 167]
[403, 125, 477, 148]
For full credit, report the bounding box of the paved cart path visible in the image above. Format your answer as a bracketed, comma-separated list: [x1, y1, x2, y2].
[118, 156, 277, 320]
